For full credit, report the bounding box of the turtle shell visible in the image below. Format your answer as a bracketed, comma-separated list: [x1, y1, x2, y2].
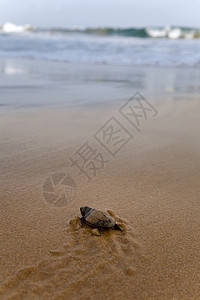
[84, 209, 116, 228]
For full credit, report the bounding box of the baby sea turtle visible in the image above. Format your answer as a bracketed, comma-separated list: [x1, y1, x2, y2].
[80, 206, 123, 235]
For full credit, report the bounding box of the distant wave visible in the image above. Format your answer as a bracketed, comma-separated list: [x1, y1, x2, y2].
[145, 26, 200, 39]
[1, 22, 200, 67]
[0, 22, 200, 39]
[0, 22, 34, 33]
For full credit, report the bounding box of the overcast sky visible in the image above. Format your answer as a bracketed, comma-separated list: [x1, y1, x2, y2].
[0, 0, 199, 28]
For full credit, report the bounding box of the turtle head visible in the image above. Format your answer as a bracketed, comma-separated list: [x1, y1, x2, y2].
[80, 206, 92, 217]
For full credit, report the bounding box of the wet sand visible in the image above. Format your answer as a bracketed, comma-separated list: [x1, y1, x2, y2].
[0, 59, 200, 299]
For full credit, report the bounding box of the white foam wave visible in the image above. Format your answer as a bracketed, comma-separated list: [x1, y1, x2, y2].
[0, 22, 32, 33]
[146, 26, 170, 38]
[168, 28, 182, 39]
[146, 26, 194, 39]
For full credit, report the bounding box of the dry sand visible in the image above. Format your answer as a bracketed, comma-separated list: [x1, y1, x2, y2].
[0, 60, 200, 299]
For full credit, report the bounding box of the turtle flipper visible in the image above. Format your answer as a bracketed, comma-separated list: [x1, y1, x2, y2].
[91, 228, 102, 236]
[113, 224, 123, 231]
[80, 217, 84, 225]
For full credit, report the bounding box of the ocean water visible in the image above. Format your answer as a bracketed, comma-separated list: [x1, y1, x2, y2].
[0, 23, 200, 67]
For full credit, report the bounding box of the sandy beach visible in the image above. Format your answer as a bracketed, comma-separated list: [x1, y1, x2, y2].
[0, 59, 200, 299]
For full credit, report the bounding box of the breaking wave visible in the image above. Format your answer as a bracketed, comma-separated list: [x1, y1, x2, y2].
[0, 22, 200, 39]
[0, 22, 34, 33]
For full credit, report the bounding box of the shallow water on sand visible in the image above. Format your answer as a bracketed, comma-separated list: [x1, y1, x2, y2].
[0, 58, 200, 113]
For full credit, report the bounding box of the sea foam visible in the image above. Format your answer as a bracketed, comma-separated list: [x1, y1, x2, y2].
[0, 22, 32, 33]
